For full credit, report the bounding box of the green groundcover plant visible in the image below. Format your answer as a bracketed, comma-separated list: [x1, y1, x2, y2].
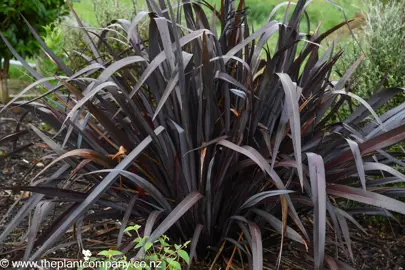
[2, 0, 405, 269]
[82, 225, 190, 270]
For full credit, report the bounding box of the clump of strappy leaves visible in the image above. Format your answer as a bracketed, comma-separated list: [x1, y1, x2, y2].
[2, 0, 405, 269]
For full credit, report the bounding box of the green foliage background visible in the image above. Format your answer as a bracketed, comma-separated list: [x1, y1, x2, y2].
[0, 0, 68, 59]
[336, 0, 405, 119]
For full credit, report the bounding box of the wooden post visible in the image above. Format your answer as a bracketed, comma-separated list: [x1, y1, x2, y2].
[0, 57, 10, 103]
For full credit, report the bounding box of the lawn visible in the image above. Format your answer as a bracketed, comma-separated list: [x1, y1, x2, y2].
[235, 0, 362, 31]
[73, 0, 362, 32]
[72, 0, 138, 26]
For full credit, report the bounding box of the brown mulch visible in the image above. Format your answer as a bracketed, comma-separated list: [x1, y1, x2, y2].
[352, 219, 405, 269]
[0, 108, 55, 257]
[0, 108, 50, 218]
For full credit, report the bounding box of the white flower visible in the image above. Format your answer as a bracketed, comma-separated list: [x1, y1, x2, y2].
[82, 249, 92, 261]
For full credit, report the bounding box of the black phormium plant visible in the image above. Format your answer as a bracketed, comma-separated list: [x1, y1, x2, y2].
[1, 0, 405, 269]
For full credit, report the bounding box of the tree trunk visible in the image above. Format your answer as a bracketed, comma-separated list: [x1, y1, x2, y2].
[0, 57, 10, 103]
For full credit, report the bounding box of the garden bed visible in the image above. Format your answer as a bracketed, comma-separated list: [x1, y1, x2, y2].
[0, 109, 404, 269]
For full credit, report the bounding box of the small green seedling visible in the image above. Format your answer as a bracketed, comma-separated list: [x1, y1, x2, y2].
[82, 225, 191, 270]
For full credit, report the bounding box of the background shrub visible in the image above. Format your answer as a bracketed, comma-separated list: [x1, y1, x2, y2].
[336, 0, 405, 118]
[43, 0, 143, 72]
[37, 23, 68, 77]
[0, 0, 68, 102]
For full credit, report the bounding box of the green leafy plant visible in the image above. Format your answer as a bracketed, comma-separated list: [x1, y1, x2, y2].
[36, 23, 69, 77]
[56, 0, 145, 72]
[83, 225, 190, 270]
[92, 0, 138, 28]
[337, 0, 405, 115]
[3, 0, 405, 269]
[126, 225, 190, 269]
[90, 250, 127, 270]
[0, 0, 68, 102]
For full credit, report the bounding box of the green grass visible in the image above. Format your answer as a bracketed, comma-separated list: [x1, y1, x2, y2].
[72, 0, 138, 27]
[7, 64, 34, 94]
[73, 0, 362, 31]
[236, 0, 362, 32]
[8, 64, 31, 81]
